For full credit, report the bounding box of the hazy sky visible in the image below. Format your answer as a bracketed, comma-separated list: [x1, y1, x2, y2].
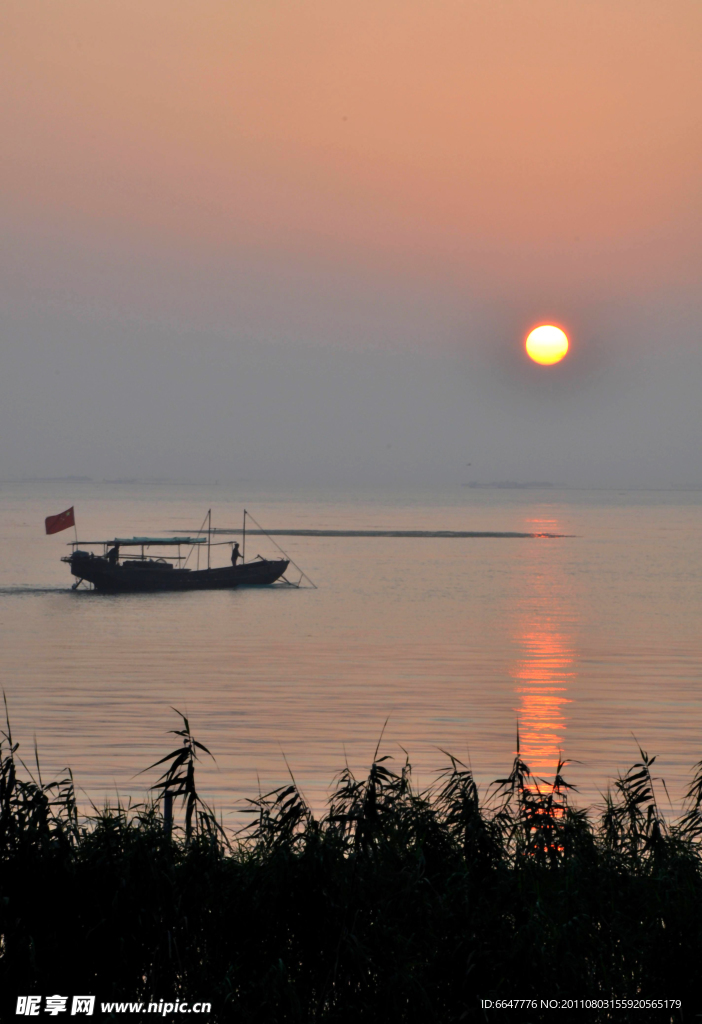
[2, 0, 701, 487]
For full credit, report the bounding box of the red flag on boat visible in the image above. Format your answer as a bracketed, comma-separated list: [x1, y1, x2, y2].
[45, 507, 75, 535]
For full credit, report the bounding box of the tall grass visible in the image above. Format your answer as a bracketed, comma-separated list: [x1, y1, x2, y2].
[2, 708, 702, 1022]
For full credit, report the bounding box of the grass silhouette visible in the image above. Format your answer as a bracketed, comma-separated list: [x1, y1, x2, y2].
[1, 707, 701, 1022]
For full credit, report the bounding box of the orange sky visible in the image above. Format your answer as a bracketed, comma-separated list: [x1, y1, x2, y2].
[2, 1, 702, 485]
[3, 0, 701, 301]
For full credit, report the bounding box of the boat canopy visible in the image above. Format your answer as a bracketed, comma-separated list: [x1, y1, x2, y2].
[71, 537, 207, 546]
[114, 537, 207, 545]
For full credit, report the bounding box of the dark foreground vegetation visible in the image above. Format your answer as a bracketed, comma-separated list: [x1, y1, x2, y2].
[2, 712, 702, 1023]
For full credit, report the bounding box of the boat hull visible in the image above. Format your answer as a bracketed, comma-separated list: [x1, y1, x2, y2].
[66, 553, 289, 593]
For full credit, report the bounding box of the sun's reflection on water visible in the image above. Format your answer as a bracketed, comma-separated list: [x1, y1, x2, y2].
[513, 516, 574, 786]
[514, 628, 573, 777]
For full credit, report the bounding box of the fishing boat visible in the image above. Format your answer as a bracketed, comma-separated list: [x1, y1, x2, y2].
[62, 535, 289, 593]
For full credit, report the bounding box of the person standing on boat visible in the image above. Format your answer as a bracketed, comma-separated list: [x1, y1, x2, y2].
[231, 542, 241, 567]
[107, 544, 120, 566]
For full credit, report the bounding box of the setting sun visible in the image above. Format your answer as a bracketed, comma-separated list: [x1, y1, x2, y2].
[525, 325, 569, 365]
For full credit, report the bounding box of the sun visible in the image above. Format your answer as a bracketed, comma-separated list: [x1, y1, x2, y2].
[525, 325, 569, 365]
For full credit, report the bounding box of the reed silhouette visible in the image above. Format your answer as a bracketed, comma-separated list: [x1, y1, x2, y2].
[1, 705, 701, 1022]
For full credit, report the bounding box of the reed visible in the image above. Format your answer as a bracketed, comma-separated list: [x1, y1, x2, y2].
[1, 708, 701, 1022]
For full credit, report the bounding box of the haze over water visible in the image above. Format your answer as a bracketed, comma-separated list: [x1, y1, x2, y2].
[2, 480, 701, 825]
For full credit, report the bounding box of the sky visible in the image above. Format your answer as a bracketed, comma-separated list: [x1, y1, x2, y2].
[1, 0, 701, 487]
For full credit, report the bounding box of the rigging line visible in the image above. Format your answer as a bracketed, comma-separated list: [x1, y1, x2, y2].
[183, 509, 211, 569]
[243, 508, 317, 589]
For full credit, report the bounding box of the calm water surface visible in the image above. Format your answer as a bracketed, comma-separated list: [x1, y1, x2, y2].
[1, 481, 701, 823]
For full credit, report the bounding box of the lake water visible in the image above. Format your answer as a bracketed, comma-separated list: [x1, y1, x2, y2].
[1, 480, 701, 826]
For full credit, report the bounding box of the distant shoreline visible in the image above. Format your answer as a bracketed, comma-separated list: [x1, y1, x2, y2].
[463, 481, 554, 489]
[4, 478, 702, 491]
[175, 528, 572, 539]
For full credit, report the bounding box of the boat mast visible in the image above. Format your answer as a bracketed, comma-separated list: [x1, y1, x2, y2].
[207, 509, 211, 569]
[242, 509, 246, 564]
